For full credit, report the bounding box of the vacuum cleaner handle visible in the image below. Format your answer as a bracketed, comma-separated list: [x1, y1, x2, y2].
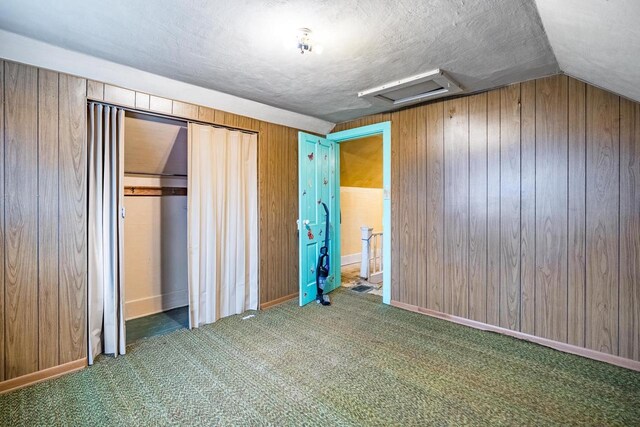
[321, 202, 330, 250]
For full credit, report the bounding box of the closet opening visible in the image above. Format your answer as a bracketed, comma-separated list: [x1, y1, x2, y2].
[87, 102, 259, 362]
[123, 111, 189, 344]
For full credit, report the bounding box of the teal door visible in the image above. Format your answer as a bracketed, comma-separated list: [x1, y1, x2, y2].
[298, 132, 340, 306]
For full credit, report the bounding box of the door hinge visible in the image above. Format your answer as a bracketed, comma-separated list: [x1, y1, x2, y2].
[121, 206, 126, 219]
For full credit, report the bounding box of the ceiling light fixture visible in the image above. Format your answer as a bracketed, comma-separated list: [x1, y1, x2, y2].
[294, 28, 322, 55]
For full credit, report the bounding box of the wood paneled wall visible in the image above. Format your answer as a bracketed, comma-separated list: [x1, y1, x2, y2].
[1, 61, 87, 381]
[257, 122, 299, 304]
[0, 59, 300, 385]
[334, 75, 640, 362]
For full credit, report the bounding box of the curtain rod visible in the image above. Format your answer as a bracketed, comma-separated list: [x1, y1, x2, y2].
[88, 101, 259, 135]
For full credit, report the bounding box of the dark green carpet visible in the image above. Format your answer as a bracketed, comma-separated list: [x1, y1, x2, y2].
[1, 290, 639, 426]
[126, 306, 189, 345]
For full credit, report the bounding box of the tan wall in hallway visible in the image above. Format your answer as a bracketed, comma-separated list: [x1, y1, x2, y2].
[340, 187, 384, 260]
[334, 74, 640, 363]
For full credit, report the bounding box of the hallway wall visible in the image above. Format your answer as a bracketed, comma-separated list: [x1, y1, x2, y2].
[339, 134, 384, 262]
[340, 187, 384, 262]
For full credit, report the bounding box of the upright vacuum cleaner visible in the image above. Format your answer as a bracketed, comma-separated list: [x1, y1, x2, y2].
[316, 202, 331, 306]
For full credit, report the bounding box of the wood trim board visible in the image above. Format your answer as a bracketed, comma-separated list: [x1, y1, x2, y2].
[259, 293, 298, 310]
[0, 358, 87, 394]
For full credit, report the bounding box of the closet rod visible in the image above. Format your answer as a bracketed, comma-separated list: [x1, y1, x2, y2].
[125, 172, 187, 178]
[88, 101, 259, 135]
[124, 186, 187, 197]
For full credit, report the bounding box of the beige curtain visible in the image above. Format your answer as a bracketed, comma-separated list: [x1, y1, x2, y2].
[88, 103, 126, 364]
[188, 123, 258, 328]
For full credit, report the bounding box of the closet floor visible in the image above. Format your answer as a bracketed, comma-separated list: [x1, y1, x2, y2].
[126, 306, 189, 345]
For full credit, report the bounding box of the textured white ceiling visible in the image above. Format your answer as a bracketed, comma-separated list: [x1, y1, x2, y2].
[0, 0, 559, 123]
[535, 0, 640, 104]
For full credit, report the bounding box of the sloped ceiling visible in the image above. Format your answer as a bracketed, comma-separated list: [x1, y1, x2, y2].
[535, 0, 640, 103]
[0, 0, 558, 123]
[124, 114, 187, 176]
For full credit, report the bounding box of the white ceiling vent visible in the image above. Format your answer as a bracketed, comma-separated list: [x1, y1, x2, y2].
[358, 69, 463, 107]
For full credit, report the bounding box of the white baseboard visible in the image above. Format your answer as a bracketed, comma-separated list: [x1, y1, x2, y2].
[125, 290, 189, 320]
[341, 253, 361, 266]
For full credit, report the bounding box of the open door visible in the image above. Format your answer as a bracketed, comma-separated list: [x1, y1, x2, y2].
[298, 132, 340, 305]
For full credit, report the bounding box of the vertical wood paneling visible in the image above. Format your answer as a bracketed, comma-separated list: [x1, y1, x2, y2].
[499, 84, 521, 331]
[520, 80, 536, 335]
[568, 79, 587, 347]
[258, 121, 270, 304]
[278, 125, 288, 297]
[172, 101, 198, 120]
[0, 61, 4, 381]
[58, 74, 87, 364]
[586, 86, 619, 355]
[255, 122, 300, 303]
[264, 122, 275, 303]
[535, 75, 568, 342]
[425, 103, 444, 312]
[397, 109, 417, 304]
[198, 106, 216, 124]
[257, 122, 266, 303]
[334, 75, 640, 364]
[215, 110, 260, 132]
[390, 112, 401, 302]
[416, 106, 428, 308]
[444, 97, 469, 316]
[37, 69, 59, 369]
[619, 99, 640, 361]
[263, 122, 282, 303]
[486, 89, 501, 326]
[86, 80, 104, 101]
[4, 62, 39, 378]
[468, 93, 488, 323]
[287, 128, 299, 296]
[272, 124, 283, 300]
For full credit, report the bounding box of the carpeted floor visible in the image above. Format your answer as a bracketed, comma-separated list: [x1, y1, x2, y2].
[1, 290, 639, 426]
[126, 306, 189, 345]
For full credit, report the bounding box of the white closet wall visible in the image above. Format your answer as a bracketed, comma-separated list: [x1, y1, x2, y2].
[123, 114, 189, 320]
